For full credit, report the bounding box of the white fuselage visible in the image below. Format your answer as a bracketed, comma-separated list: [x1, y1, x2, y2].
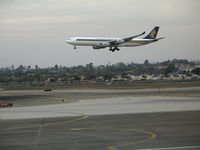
[66, 37, 155, 48]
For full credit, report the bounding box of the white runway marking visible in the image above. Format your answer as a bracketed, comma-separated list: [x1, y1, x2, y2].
[34, 118, 45, 147]
[137, 145, 200, 150]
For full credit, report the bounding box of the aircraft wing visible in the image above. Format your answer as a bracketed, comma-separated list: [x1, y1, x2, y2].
[109, 32, 146, 46]
[92, 31, 145, 49]
[122, 32, 146, 42]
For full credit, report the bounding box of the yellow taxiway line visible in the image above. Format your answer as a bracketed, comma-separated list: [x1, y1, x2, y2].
[66, 127, 157, 150]
[107, 130, 156, 150]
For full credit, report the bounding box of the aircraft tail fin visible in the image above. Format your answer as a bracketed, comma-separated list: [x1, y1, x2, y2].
[144, 26, 159, 39]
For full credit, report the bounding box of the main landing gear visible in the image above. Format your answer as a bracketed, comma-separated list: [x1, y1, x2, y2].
[109, 47, 120, 52]
[74, 46, 76, 49]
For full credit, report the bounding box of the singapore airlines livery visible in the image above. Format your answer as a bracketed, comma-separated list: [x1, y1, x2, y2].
[66, 26, 164, 52]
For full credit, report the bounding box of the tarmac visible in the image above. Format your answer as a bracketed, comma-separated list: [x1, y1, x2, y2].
[0, 87, 200, 150]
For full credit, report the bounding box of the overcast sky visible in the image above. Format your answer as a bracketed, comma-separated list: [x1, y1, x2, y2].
[0, 0, 199, 68]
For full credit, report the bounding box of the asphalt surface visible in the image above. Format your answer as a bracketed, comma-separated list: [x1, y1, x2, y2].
[0, 87, 200, 107]
[0, 111, 200, 150]
[0, 87, 200, 150]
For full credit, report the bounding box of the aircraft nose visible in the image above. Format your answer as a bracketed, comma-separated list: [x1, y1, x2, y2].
[66, 39, 71, 43]
[66, 38, 75, 44]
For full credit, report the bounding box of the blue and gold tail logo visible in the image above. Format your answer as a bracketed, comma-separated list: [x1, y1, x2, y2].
[144, 26, 159, 39]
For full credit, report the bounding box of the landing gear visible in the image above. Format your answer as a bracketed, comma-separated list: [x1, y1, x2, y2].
[74, 46, 76, 49]
[109, 47, 120, 52]
[115, 47, 120, 51]
[109, 49, 115, 52]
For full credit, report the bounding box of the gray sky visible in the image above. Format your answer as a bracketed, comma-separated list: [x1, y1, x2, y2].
[0, 0, 199, 68]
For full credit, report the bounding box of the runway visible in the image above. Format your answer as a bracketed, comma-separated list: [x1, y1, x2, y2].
[0, 87, 200, 150]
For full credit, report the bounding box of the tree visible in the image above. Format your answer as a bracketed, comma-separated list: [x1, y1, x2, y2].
[55, 64, 58, 71]
[164, 64, 176, 75]
[74, 74, 81, 81]
[192, 68, 200, 75]
[87, 74, 96, 80]
[16, 65, 25, 74]
[86, 63, 94, 72]
[11, 65, 15, 71]
[144, 60, 149, 65]
[103, 74, 113, 81]
[121, 72, 128, 78]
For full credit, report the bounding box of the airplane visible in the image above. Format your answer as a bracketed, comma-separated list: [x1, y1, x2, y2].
[66, 26, 164, 52]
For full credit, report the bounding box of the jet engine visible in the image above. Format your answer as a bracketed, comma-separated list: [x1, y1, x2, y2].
[93, 43, 110, 49]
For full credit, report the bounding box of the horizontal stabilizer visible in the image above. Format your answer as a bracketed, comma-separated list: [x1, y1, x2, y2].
[153, 37, 165, 41]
